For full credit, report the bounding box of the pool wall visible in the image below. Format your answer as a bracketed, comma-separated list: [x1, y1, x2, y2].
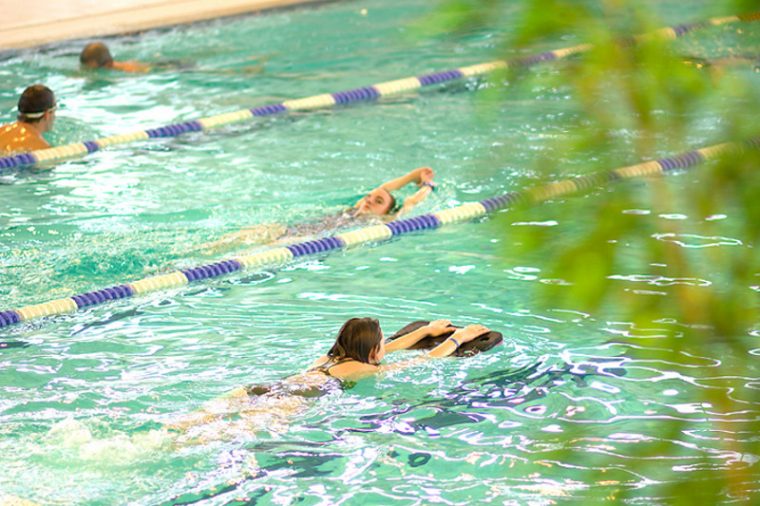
[0, 0, 329, 50]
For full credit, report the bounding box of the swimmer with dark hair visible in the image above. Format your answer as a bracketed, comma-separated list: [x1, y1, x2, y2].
[0, 84, 56, 154]
[167, 318, 494, 438]
[80, 42, 152, 73]
[307, 318, 492, 380]
[201, 166, 437, 253]
[79, 41, 266, 75]
[47, 319, 498, 449]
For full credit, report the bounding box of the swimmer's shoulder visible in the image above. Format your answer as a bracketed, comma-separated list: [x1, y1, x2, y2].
[325, 360, 378, 381]
[112, 60, 152, 73]
[307, 355, 377, 381]
[0, 122, 49, 153]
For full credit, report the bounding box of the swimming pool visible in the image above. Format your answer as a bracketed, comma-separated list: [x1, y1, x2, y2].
[1, 0, 759, 504]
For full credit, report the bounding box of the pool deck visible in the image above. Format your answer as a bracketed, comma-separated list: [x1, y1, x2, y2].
[0, 0, 325, 50]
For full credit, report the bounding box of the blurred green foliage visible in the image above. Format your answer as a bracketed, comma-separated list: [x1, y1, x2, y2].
[426, 0, 760, 503]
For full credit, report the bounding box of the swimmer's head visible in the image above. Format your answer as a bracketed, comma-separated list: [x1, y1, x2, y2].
[328, 317, 385, 365]
[356, 188, 397, 216]
[80, 42, 114, 68]
[17, 84, 56, 127]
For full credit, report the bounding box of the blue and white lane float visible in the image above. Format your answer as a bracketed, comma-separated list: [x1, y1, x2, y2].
[0, 137, 756, 330]
[0, 12, 757, 172]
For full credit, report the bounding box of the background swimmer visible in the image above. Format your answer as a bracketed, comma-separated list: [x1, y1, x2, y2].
[80, 42, 152, 73]
[79, 41, 268, 75]
[681, 53, 760, 83]
[201, 166, 437, 253]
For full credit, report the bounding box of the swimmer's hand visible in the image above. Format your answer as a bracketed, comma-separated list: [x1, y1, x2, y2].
[418, 167, 435, 186]
[425, 319, 453, 336]
[386, 318, 451, 353]
[452, 324, 490, 343]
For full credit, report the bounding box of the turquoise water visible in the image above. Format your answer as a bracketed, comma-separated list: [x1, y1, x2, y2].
[1, 0, 759, 504]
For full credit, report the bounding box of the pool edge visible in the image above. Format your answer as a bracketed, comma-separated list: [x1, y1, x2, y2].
[0, 0, 335, 51]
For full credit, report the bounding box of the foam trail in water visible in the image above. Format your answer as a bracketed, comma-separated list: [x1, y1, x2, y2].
[47, 417, 170, 463]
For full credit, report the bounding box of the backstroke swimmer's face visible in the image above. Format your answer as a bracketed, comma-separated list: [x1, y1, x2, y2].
[356, 188, 393, 216]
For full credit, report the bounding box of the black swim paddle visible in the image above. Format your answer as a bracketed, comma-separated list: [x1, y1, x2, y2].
[386, 320, 502, 357]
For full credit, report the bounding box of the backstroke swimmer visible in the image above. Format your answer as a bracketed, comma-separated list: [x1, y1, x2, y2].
[200, 166, 437, 254]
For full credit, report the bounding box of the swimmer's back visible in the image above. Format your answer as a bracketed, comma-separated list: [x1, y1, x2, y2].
[244, 367, 345, 399]
[306, 355, 377, 381]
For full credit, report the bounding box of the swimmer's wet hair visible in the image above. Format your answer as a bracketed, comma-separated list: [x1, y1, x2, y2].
[80, 42, 114, 68]
[387, 193, 401, 214]
[17, 84, 55, 123]
[328, 317, 383, 364]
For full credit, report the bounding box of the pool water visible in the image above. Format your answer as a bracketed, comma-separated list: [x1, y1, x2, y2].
[1, 0, 759, 504]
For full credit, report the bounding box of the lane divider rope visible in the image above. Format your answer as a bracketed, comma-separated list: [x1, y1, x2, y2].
[1, 137, 757, 330]
[0, 12, 756, 172]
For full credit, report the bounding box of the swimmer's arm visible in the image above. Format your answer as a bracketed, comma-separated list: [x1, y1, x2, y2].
[396, 185, 433, 217]
[385, 319, 452, 353]
[373, 348, 447, 375]
[380, 337, 460, 371]
[380, 325, 491, 371]
[379, 166, 434, 192]
[330, 326, 488, 380]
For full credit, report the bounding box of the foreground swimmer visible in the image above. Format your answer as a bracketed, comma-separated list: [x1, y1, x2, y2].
[201, 166, 437, 253]
[308, 318, 488, 380]
[167, 318, 490, 439]
[0, 85, 56, 155]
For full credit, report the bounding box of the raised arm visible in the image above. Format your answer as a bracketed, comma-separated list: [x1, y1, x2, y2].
[384, 319, 452, 353]
[395, 167, 435, 217]
[379, 167, 434, 192]
[396, 187, 433, 217]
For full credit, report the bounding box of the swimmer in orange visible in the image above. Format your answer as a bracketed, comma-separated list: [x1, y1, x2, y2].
[0, 85, 56, 155]
[79, 41, 266, 75]
[80, 42, 152, 73]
